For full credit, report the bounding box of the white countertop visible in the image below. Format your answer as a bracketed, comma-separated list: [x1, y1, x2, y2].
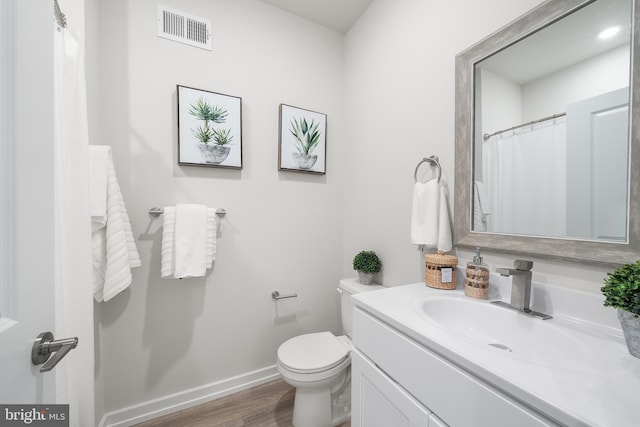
[353, 280, 640, 427]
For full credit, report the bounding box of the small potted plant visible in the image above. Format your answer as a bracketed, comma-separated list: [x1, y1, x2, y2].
[353, 251, 382, 285]
[601, 260, 640, 358]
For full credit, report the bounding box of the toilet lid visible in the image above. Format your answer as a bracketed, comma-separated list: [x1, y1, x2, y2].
[278, 332, 349, 373]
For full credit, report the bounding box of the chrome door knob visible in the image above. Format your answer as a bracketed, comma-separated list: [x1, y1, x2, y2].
[31, 331, 78, 373]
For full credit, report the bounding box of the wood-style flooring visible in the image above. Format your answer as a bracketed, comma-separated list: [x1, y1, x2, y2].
[133, 379, 351, 427]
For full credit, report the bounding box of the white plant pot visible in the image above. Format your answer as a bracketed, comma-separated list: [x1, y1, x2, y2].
[357, 271, 375, 285]
[199, 144, 230, 165]
[618, 308, 640, 359]
[292, 153, 317, 169]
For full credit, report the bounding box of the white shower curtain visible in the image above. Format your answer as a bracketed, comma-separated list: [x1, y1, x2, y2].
[54, 8, 95, 427]
[482, 118, 567, 237]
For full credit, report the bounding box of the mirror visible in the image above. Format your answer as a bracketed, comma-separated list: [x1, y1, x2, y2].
[454, 0, 640, 264]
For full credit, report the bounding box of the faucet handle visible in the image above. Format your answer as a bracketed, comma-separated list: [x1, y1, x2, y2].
[513, 260, 533, 271]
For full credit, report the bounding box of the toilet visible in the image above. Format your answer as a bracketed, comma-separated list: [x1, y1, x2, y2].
[277, 278, 384, 427]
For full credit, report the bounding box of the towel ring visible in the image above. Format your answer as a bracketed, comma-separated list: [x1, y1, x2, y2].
[414, 155, 441, 183]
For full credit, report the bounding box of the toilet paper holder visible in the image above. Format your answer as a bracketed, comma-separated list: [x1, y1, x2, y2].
[272, 291, 297, 300]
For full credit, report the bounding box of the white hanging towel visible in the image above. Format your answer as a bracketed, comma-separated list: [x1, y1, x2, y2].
[410, 179, 452, 252]
[161, 204, 217, 279]
[90, 145, 141, 302]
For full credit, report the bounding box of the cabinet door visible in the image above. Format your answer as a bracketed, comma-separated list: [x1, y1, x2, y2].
[352, 349, 430, 427]
[429, 413, 449, 427]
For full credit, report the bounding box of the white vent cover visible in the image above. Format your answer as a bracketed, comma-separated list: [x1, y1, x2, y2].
[157, 5, 211, 51]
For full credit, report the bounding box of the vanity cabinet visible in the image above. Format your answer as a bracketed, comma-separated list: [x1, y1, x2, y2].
[352, 307, 557, 427]
[352, 349, 432, 426]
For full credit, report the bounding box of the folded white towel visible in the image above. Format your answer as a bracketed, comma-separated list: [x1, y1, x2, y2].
[90, 145, 141, 302]
[411, 180, 452, 252]
[161, 205, 217, 279]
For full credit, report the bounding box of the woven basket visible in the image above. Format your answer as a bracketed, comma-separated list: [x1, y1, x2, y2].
[464, 266, 489, 299]
[425, 253, 458, 290]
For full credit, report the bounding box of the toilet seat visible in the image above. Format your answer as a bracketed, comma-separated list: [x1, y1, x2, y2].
[277, 332, 349, 374]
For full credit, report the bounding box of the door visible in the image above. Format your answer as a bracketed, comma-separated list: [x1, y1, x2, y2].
[0, 0, 57, 403]
[566, 87, 629, 241]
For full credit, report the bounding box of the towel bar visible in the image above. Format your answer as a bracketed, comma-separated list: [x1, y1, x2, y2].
[148, 207, 226, 218]
[414, 155, 441, 183]
[271, 291, 298, 300]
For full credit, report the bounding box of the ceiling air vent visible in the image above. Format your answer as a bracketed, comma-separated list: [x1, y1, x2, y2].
[157, 5, 212, 51]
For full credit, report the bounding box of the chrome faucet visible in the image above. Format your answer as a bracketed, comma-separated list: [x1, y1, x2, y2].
[492, 260, 552, 320]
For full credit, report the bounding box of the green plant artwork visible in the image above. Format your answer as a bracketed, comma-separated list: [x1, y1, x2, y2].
[290, 117, 321, 155]
[189, 98, 228, 124]
[192, 125, 215, 143]
[189, 98, 229, 144]
[212, 128, 233, 146]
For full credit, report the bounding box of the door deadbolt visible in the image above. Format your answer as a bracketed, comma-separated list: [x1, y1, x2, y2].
[31, 331, 78, 373]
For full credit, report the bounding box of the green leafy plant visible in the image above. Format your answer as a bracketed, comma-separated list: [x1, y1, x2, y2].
[290, 117, 321, 155]
[192, 125, 214, 143]
[189, 98, 228, 125]
[353, 251, 382, 274]
[602, 260, 640, 317]
[212, 128, 233, 146]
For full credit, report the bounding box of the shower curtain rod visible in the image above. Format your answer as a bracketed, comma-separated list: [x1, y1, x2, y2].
[483, 112, 566, 141]
[54, 0, 67, 29]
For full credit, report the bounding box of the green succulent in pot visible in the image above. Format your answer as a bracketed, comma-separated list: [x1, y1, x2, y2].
[290, 117, 321, 155]
[212, 128, 233, 146]
[602, 260, 640, 316]
[602, 260, 640, 358]
[353, 251, 382, 285]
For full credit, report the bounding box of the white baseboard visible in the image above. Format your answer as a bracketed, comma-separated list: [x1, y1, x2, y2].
[98, 365, 280, 427]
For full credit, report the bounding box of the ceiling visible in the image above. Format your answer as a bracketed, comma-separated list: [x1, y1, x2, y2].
[479, 0, 631, 84]
[257, 0, 373, 33]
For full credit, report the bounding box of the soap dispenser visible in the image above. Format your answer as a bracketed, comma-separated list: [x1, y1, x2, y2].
[464, 247, 490, 299]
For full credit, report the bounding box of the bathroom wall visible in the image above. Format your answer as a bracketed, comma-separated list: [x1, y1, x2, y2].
[92, 0, 345, 421]
[92, 0, 621, 422]
[341, 0, 613, 294]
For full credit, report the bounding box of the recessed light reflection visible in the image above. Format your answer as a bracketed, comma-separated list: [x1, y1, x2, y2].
[598, 26, 621, 40]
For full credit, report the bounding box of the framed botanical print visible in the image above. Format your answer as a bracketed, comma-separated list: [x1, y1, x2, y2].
[278, 104, 326, 174]
[177, 85, 242, 169]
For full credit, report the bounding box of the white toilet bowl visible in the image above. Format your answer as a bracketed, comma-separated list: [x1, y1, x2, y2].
[277, 332, 352, 427]
[276, 279, 384, 427]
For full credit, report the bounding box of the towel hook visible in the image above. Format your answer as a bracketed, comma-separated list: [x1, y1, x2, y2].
[414, 155, 441, 183]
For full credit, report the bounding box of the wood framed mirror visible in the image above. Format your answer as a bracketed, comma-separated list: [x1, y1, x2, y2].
[454, 0, 640, 265]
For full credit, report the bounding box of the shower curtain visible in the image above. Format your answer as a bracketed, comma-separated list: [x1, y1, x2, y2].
[54, 4, 95, 426]
[482, 118, 567, 237]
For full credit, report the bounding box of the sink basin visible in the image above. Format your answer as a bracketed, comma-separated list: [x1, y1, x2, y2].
[419, 295, 584, 363]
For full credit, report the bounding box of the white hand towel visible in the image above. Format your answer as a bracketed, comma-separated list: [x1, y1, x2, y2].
[161, 204, 217, 279]
[89, 146, 109, 231]
[437, 188, 453, 252]
[160, 207, 177, 279]
[410, 180, 452, 252]
[90, 145, 141, 302]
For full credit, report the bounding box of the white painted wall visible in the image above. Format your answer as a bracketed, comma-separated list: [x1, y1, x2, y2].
[91, 0, 624, 422]
[479, 68, 523, 137]
[93, 0, 345, 419]
[522, 45, 630, 120]
[342, 0, 613, 294]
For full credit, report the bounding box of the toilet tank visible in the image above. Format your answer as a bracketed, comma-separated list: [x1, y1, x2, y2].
[338, 278, 383, 338]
